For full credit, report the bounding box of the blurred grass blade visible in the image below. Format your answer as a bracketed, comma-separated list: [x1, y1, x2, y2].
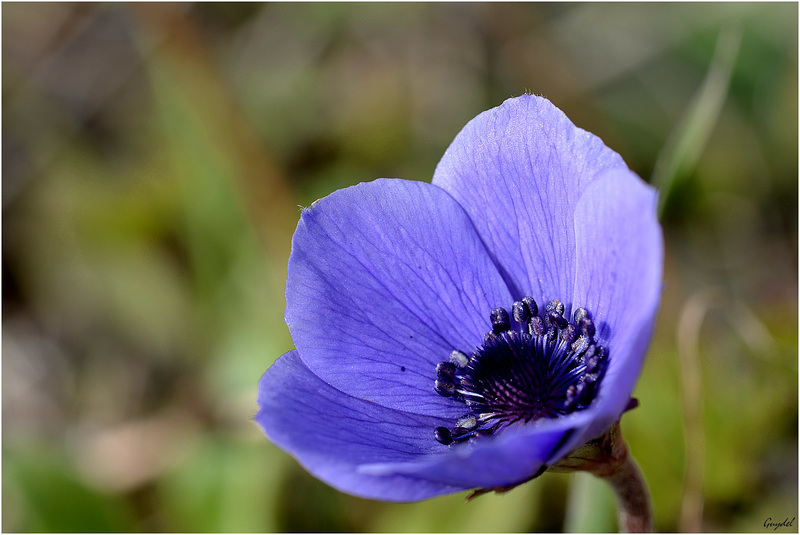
[676, 289, 720, 532]
[652, 26, 741, 218]
[131, 4, 297, 295]
[564, 472, 616, 533]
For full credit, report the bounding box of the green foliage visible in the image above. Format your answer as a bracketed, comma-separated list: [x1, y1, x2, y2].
[5, 448, 136, 532]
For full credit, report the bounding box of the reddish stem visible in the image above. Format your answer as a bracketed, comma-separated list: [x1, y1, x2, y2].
[600, 452, 653, 532]
[550, 422, 654, 532]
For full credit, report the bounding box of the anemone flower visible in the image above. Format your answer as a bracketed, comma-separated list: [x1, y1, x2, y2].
[256, 95, 663, 526]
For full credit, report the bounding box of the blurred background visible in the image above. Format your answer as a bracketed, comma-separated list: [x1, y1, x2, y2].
[2, 3, 797, 532]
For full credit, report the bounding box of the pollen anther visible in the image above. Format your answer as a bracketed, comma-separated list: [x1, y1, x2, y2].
[432, 297, 607, 446]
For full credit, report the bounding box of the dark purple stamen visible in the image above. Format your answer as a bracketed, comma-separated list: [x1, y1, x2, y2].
[490, 307, 510, 334]
[436, 362, 456, 378]
[434, 378, 456, 397]
[434, 426, 453, 445]
[432, 297, 607, 446]
[522, 296, 538, 317]
[512, 300, 530, 325]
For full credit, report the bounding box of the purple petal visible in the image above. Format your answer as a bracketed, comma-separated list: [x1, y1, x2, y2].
[360, 414, 593, 489]
[256, 351, 468, 501]
[432, 95, 628, 304]
[286, 179, 513, 417]
[567, 168, 663, 446]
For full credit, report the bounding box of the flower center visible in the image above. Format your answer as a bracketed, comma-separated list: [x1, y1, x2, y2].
[433, 297, 607, 446]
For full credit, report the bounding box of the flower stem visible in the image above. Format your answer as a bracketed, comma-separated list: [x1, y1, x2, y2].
[600, 451, 653, 533]
[549, 422, 654, 532]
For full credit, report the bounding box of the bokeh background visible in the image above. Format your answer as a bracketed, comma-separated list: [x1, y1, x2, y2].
[3, 2, 797, 532]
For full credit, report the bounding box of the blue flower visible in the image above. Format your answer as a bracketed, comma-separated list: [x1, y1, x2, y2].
[256, 95, 663, 502]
